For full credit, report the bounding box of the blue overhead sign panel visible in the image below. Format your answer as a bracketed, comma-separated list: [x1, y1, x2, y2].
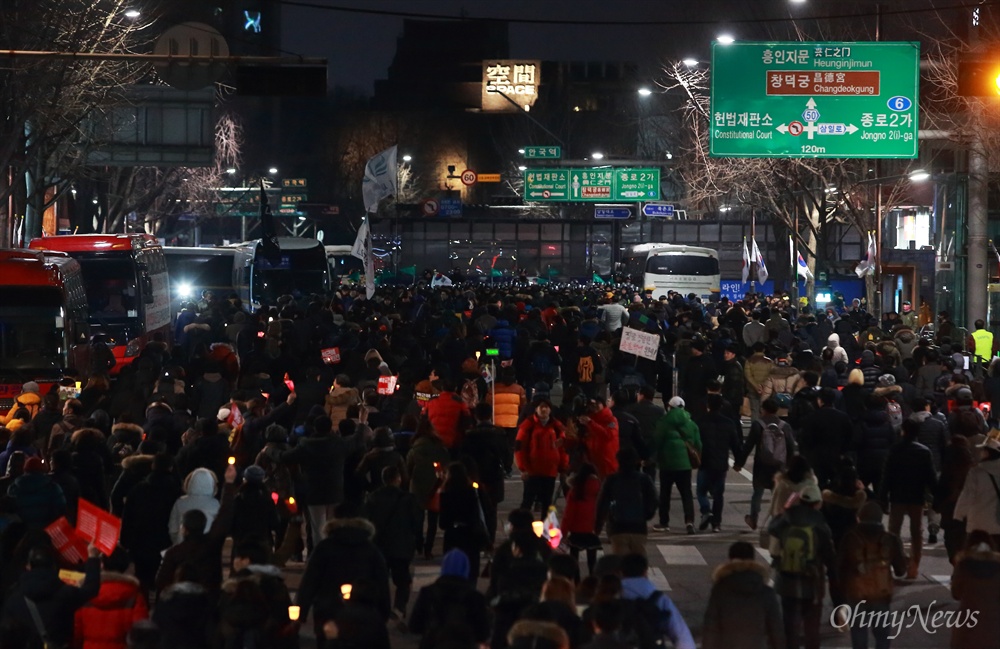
[642, 202, 675, 218]
[595, 207, 632, 219]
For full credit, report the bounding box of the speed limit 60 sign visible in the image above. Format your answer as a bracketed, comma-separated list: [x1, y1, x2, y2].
[460, 169, 478, 186]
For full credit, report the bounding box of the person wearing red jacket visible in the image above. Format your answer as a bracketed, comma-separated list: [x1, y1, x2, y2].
[424, 379, 472, 449]
[515, 398, 569, 516]
[578, 398, 620, 478]
[561, 463, 602, 575]
[73, 548, 149, 649]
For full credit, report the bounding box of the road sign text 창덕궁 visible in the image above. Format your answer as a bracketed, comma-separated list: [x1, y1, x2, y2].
[710, 41, 919, 159]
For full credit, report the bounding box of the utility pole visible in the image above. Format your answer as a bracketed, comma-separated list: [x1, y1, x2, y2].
[968, 137, 989, 328]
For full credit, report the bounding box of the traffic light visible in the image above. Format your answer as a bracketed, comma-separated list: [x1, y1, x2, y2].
[957, 57, 1000, 96]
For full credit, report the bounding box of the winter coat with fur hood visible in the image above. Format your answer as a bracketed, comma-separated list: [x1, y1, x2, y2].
[73, 571, 149, 649]
[702, 559, 784, 649]
[296, 517, 390, 623]
[951, 547, 1000, 649]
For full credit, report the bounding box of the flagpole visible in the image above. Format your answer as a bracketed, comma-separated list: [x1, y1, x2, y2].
[750, 211, 756, 297]
[791, 206, 799, 315]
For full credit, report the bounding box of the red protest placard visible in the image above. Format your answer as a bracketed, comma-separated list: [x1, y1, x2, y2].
[377, 375, 398, 395]
[45, 517, 88, 565]
[76, 498, 121, 556]
[321, 347, 341, 365]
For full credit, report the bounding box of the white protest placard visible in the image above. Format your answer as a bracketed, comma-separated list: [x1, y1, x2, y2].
[619, 327, 660, 361]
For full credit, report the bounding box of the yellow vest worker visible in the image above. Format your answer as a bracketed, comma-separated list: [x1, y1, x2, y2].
[972, 319, 994, 362]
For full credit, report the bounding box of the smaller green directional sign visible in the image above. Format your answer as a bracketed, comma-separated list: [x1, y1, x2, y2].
[524, 167, 660, 202]
[523, 146, 562, 159]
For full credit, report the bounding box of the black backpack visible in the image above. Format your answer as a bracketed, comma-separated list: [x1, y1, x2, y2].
[620, 590, 670, 649]
[609, 473, 646, 526]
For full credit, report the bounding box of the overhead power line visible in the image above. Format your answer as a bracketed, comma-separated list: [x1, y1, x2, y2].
[278, 0, 996, 27]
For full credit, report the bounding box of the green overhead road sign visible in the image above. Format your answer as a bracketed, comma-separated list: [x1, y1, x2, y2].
[524, 167, 660, 202]
[710, 41, 919, 158]
[523, 146, 562, 159]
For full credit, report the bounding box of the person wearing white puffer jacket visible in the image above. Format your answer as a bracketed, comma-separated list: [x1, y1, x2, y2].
[167, 467, 220, 545]
[826, 333, 849, 366]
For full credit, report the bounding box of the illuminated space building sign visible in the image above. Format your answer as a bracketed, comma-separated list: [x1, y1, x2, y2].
[482, 60, 541, 112]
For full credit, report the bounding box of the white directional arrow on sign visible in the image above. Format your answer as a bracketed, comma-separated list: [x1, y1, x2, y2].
[776, 123, 790, 134]
[806, 97, 818, 109]
[846, 124, 859, 134]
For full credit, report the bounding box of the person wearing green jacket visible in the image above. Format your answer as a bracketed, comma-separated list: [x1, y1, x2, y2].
[652, 396, 702, 534]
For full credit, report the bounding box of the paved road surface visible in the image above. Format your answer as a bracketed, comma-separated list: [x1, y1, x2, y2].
[273, 377, 955, 648]
[279, 453, 957, 648]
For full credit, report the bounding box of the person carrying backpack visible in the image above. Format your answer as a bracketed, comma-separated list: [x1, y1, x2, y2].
[767, 484, 836, 649]
[618, 553, 696, 649]
[736, 398, 797, 531]
[835, 502, 907, 649]
[595, 447, 657, 556]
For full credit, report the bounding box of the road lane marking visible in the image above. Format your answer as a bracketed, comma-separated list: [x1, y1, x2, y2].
[649, 566, 671, 591]
[728, 457, 754, 481]
[658, 544, 707, 566]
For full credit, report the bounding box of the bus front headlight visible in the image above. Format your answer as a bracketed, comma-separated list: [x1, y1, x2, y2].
[177, 282, 193, 299]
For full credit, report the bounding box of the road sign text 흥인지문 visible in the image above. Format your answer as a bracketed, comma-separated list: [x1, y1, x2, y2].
[710, 41, 919, 158]
[524, 168, 660, 202]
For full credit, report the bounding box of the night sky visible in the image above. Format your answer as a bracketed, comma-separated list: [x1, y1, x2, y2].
[279, 1, 913, 95]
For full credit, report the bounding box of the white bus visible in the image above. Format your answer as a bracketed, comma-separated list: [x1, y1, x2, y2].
[623, 243, 721, 300]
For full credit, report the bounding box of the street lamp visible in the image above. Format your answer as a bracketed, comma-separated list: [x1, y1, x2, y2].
[909, 169, 931, 182]
[402, 154, 412, 162]
[518, 165, 527, 172]
[124, 9, 140, 19]
[591, 152, 605, 160]
[268, 167, 278, 175]
[682, 58, 699, 67]
[637, 87, 653, 97]
[717, 35, 735, 45]
[226, 167, 237, 175]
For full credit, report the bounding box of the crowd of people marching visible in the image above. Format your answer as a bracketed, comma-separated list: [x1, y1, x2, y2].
[0, 281, 996, 649]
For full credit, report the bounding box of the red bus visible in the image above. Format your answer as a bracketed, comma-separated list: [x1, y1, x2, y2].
[0, 250, 90, 409]
[29, 234, 171, 372]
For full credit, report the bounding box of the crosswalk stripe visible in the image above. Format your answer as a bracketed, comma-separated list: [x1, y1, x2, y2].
[728, 457, 754, 481]
[648, 566, 670, 592]
[930, 575, 951, 587]
[414, 565, 439, 577]
[657, 544, 707, 566]
[574, 548, 605, 564]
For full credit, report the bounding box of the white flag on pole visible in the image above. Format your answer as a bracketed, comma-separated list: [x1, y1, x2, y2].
[751, 237, 768, 285]
[854, 231, 877, 278]
[361, 145, 398, 214]
[351, 218, 376, 299]
[741, 238, 750, 284]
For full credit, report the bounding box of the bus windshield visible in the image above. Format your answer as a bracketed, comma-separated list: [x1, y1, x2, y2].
[255, 249, 328, 301]
[74, 255, 139, 321]
[0, 289, 65, 375]
[646, 254, 720, 276]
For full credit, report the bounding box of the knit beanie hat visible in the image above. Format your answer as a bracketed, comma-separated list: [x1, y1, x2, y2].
[440, 549, 470, 579]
